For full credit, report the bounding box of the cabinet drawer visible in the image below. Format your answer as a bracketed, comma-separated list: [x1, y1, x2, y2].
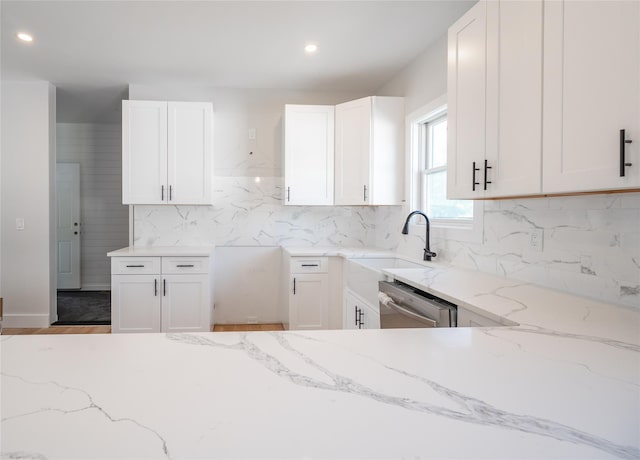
[112, 257, 161, 275]
[162, 257, 210, 274]
[291, 257, 328, 274]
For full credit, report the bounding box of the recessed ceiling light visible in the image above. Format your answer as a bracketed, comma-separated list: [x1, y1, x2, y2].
[17, 32, 33, 42]
[304, 43, 318, 54]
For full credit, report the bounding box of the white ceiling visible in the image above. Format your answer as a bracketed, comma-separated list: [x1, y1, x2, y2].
[1, 1, 474, 122]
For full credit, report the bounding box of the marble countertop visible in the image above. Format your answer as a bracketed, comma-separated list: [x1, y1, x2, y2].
[107, 246, 215, 257]
[2, 327, 638, 459]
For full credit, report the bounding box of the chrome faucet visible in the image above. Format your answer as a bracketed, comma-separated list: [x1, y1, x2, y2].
[401, 210, 437, 261]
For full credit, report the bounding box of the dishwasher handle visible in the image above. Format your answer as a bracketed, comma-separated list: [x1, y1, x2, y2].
[379, 292, 437, 327]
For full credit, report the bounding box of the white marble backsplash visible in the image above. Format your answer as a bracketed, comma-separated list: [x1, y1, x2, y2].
[134, 178, 639, 308]
[134, 176, 376, 247]
[377, 192, 640, 309]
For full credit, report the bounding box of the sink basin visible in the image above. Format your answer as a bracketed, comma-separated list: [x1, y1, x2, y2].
[349, 257, 425, 271]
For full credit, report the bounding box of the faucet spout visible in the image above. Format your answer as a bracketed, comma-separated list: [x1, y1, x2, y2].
[401, 210, 437, 261]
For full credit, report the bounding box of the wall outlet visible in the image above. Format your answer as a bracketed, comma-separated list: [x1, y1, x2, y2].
[248, 128, 256, 140]
[529, 228, 544, 252]
[15, 218, 25, 231]
[247, 316, 258, 324]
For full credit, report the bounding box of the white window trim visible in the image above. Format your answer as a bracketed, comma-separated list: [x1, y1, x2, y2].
[406, 95, 484, 244]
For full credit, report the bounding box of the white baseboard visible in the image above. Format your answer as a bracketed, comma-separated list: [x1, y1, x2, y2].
[3, 313, 50, 328]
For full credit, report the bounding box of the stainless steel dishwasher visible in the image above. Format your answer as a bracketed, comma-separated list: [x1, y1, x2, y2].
[378, 280, 457, 328]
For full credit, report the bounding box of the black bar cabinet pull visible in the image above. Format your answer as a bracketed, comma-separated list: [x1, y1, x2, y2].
[472, 161, 480, 191]
[287, 186, 290, 202]
[126, 265, 144, 268]
[363, 185, 368, 202]
[161, 185, 164, 201]
[620, 129, 633, 177]
[154, 279, 158, 296]
[301, 264, 318, 267]
[293, 277, 296, 295]
[169, 185, 173, 201]
[176, 264, 194, 268]
[163, 279, 166, 296]
[355, 306, 360, 326]
[484, 160, 492, 190]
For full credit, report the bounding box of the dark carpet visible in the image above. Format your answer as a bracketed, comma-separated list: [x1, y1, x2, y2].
[53, 291, 111, 325]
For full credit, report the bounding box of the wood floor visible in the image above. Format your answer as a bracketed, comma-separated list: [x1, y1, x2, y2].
[2, 323, 284, 335]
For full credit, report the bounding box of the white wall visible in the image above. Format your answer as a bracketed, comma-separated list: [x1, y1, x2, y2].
[1, 81, 56, 327]
[374, 37, 640, 309]
[56, 123, 129, 290]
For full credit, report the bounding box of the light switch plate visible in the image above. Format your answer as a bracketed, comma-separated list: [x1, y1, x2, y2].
[15, 218, 25, 231]
[248, 128, 256, 140]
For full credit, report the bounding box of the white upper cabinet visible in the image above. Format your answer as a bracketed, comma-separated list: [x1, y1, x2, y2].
[543, 0, 640, 193]
[334, 96, 404, 205]
[283, 105, 335, 205]
[448, 0, 543, 199]
[122, 100, 214, 205]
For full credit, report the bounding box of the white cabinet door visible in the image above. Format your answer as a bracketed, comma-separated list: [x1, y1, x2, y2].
[447, 1, 488, 200]
[361, 302, 380, 330]
[343, 291, 360, 329]
[111, 274, 161, 333]
[335, 97, 372, 205]
[484, 0, 542, 197]
[343, 290, 379, 330]
[290, 274, 329, 330]
[335, 96, 404, 205]
[161, 274, 210, 332]
[543, 0, 640, 193]
[167, 102, 214, 205]
[284, 105, 334, 205]
[122, 100, 168, 204]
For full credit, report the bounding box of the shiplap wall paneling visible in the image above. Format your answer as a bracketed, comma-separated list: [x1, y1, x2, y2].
[56, 123, 129, 290]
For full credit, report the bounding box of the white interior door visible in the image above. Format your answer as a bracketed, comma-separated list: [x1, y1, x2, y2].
[56, 163, 81, 289]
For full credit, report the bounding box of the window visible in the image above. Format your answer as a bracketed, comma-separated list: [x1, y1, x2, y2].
[420, 115, 473, 221]
[407, 95, 483, 243]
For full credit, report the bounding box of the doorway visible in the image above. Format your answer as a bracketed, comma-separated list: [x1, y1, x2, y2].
[53, 122, 129, 326]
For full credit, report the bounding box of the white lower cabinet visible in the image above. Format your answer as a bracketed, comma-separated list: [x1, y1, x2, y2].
[284, 256, 330, 330]
[111, 256, 212, 333]
[290, 274, 329, 330]
[344, 290, 380, 330]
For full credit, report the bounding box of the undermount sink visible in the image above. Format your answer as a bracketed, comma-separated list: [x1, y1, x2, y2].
[349, 257, 426, 271]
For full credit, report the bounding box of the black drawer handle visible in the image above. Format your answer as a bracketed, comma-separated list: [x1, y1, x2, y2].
[301, 264, 319, 267]
[484, 159, 492, 190]
[620, 129, 633, 177]
[472, 161, 480, 191]
[176, 264, 195, 268]
[126, 265, 145, 268]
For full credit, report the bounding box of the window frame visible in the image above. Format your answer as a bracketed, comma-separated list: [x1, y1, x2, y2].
[406, 95, 483, 243]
